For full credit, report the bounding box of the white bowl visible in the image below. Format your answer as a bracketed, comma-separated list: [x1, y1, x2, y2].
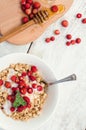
[0, 53, 58, 130]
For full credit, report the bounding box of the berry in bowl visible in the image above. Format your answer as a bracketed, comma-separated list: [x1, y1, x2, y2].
[0, 53, 57, 130]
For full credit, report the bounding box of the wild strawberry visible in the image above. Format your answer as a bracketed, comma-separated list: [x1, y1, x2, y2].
[32, 83, 37, 89]
[5, 81, 11, 88]
[33, 2, 41, 9]
[61, 20, 69, 27]
[37, 85, 43, 91]
[31, 66, 38, 72]
[11, 75, 17, 82]
[20, 87, 27, 95]
[51, 5, 58, 12]
[22, 17, 29, 24]
[0, 79, 3, 86]
[27, 88, 33, 94]
[10, 107, 15, 112]
[23, 96, 30, 103]
[29, 75, 36, 81]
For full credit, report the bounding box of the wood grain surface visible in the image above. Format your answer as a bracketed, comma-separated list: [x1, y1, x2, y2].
[0, 0, 73, 45]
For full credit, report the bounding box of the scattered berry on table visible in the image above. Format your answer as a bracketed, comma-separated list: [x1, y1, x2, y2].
[66, 34, 72, 40]
[54, 30, 60, 35]
[76, 38, 81, 44]
[76, 13, 82, 18]
[50, 36, 55, 41]
[82, 18, 86, 24]
[61, 20, 69, 27]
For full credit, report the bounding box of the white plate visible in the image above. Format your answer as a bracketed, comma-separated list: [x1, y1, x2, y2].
[0, 53, 58, 130]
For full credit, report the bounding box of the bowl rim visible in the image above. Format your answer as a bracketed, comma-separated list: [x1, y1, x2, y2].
[0, 52, 58, 130]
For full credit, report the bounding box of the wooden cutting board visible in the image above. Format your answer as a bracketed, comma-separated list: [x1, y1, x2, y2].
[0, 0, 73, 45]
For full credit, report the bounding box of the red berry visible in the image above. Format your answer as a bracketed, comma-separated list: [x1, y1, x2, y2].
[29, 75, 36, 81]
[20, 87, 27, 95]
[27, 103, 31, 108]
[61, 20, 69, 27]
[32, 83, 37, 89]
[33, 2, 41, 9]
[7, 95, 15, 103]
[12, 87, 19, 92]
[32, 9, 38, 14]
[21, 5, 26, 11]
[45, 38, 50, 43]
[5, 81, 11, 88]
[11, 75, 17, 82]
[76, 13, 82, 18]
[25, 8, 31, 15]
[17, 106, 26, 112]
[37, 85, 43, 91]
[21, 0, 26, 5]
[29, 13, 34, 19]
[66, 41, 71, 46]
[10, 107, 15, 112]
[7, 95, 12, 101]
[27, 71, 33, 76]
[76, 38, 81, 44]
[31, 66, 38, 72]
[19, 80, 26, 87]
[22, 17, 29, 24]
[26, 0, 33, 5]
[18, 76, 24, 81]
[54, 30, 60, 35]
[66, 34, 72, 40]
[25, 3, 30, 9]
[50, 36, 55, 41]
[23, 96, 30, 103]
[51, 5, 58, 12]
[27, 88, 33, 94]
[82, 18, 86, 24]
[0, 79, 3, 86]
[22, 72, 27, 76]
[70, 40, 76, 45]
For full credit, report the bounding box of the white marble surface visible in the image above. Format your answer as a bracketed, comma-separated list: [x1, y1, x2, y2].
[0, 0, 86, 130]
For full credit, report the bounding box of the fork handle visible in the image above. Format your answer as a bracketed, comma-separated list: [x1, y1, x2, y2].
[49, 74, 77, 85]
[0, 20, 35, 43]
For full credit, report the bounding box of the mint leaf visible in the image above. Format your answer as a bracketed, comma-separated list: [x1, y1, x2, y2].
[13, 91, 26, 108]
